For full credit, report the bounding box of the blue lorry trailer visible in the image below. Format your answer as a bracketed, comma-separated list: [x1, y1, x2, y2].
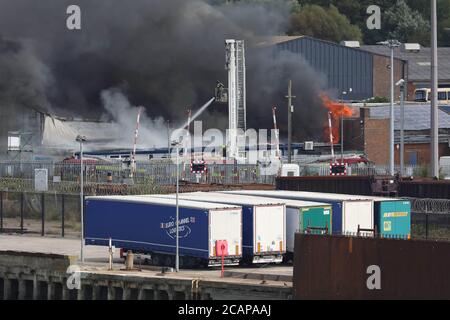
[146, 193, 286, 264]
[84, 195, 243, 267]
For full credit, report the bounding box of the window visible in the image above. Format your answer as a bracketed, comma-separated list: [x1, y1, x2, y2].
[7, 135, 20, 151]
[438, 91, 447, 101]
[415, 90, 427, 102]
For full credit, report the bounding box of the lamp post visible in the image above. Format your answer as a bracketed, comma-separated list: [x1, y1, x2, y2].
[431, 0, 439, 178]
[171, 139, 182, 272]
[396, 79, 406, 176]
[378, 40, 401, 176]
[340, 88, 352, 162]
[76, 135, 87, 263]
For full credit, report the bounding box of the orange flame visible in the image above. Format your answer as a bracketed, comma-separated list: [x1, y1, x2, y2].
[321, 94, 354, 143]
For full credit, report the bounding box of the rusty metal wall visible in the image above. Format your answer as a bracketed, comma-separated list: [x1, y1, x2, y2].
[276, 176, 373, 195]
[293, 234, 450, 299]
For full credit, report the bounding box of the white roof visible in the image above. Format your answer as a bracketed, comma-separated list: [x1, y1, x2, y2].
[224, 190, 374, 202]
[85, 195, 241, 211]
[146, 192, 286, 207]
[218, 191, 331, 209]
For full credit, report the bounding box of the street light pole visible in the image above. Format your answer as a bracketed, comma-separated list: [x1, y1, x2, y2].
[76, 135, 87, 263]
[171, 140, 181, 272]
[396, 79, 406, 176]
[340, 88, 352, 162]
[378, 40, 400, 176]
[431, 0, 439, 178]
[176, 143, 179, 272]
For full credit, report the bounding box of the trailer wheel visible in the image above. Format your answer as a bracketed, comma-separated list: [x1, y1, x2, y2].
[152, 254, 161, 266]
[164, 255, 174, 267]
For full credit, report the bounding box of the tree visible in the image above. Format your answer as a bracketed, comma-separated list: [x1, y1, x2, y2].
[385, 0, 430, 44]
[288, 4, 362, 43]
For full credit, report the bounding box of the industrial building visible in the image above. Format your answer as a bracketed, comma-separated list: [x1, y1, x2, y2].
[260, 36, 407, 101]
[0, 104, 123, 161]
[361, 44, 450, 100]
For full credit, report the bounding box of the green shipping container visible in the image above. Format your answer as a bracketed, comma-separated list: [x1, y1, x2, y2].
[374, 200, 411, 239]
[299, 206, 332, 235]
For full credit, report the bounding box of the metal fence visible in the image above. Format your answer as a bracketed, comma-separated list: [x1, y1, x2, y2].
[0, 161, 276, 194]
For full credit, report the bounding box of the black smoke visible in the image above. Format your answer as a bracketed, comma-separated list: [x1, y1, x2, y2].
[0, 0, 328, 143]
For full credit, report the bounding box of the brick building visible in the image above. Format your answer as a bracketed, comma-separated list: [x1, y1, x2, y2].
[346, 104, 450, 166]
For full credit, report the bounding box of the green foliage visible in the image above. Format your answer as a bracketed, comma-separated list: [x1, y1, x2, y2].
[295, 0, 450, 45]
[385, 0, 430, 44]
[366, 96, 389, 103]
[289, 4, 362, 42]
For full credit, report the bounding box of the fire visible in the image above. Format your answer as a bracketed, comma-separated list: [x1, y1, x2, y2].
[321, 94, 354, 144]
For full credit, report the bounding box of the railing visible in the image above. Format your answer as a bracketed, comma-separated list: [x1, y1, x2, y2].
[0, 160, 448, 195]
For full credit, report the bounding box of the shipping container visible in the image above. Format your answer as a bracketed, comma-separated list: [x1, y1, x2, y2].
[216, 192, 332, 256]
[224, 190, 374, 235]
[275, 192, 410, 239]
[147, 192, 286, 264]
[326, 194, 411, 239]
[374, 199, 411, 238]
[84, 195, 243, 267]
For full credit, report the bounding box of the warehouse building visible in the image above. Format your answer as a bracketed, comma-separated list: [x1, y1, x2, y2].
[260, 36, 407, 101]
[361, 43, 450, 100]
[0, 104, 122, 161]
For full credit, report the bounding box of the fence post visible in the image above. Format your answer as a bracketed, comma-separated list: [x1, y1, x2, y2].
[41, 193, 45, 237]
[425, 213, 429, 240]
[20, 192, 24, 234]
[61, 194, 65, 238]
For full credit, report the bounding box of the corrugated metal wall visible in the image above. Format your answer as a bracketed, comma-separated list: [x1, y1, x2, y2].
[277, 176, 450, 200]
[276, 176, 374, 195]
[294, 234, 450, 299]
[275, 37, 374, 100]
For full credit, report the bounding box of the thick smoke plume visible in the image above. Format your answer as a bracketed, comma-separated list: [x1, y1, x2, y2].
[0, 0, 328, 147]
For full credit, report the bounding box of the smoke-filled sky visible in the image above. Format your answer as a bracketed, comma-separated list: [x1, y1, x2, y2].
[0, 0, 329, 146]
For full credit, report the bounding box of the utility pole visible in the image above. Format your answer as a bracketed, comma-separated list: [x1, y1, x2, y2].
[431, 0, 439, 178]
[285, 80, 296, 163]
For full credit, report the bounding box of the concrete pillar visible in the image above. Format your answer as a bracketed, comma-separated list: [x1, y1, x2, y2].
[33, 276, 39, 300]
[47, 282, 53, 300]
[3, 278, 10, 300]
[77, 286, 84, 300]
[122, 286, 131, 300]
[92, 285, 99, 300]
[137, 287, 144, 300]
[167, 287, 174, 300]
[62, 284, 69, 300]
[107, 285, 114, 300]
[18, 279, 26, 300]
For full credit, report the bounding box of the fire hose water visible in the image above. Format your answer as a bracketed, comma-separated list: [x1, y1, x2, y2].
[178, 97, 215, 131]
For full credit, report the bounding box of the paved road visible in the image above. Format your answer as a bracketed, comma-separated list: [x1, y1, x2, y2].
[0, 234, 119, 262]
[0, 234, 293, 281]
